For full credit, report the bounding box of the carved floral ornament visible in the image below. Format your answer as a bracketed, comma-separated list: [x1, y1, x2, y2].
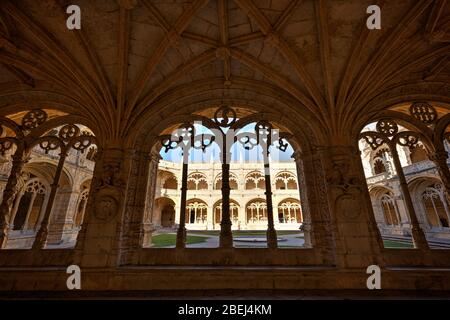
[0, 109, 97, 156]
[159, 106, 291, 159]
[409, 102, 438, 125]
[360, 119, 422, 152]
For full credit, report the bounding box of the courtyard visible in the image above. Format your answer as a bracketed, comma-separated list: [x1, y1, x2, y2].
[150, 231, 418, 249]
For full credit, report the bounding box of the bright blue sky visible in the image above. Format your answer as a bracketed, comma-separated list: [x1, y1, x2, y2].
[160, 122, 294, 163]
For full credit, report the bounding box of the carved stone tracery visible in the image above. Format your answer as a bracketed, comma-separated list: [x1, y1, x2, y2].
[0, 109, 97, 248]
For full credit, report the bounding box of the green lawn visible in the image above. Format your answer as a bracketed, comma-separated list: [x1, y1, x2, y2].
[151, 233, 208, 248]
[383, 239, 414, 248]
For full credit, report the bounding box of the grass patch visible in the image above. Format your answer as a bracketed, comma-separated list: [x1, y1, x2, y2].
[383, 239, 413, 249]
[151, 233, 208, 248]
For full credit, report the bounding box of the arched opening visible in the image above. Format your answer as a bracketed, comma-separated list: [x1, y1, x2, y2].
[409, 177, 450, 241]
[144, 106, 311, 249]
[163, 176, 177, 189]
[380, 194, 400, 226]
[246, 198, 267, 224]
[187, 172, 208, 190]
[277, 198, 302, 224]
[6, 159, 73, 249]
[0, 110, 97, 249]
[214, 173, 238, 190]
[422, 186, 449, 228]
[275, 172, 298, 190]
[245, 171, 264, 190]
[372, 147, 391, 175]
[74, 179, 91, 228]
[161, 205, 176, 228]
[368, 186, 407, 240]
[214, 199, 239, 227]
[359, 116, 450, 249]
[153, 197, 176, 228]
[185, 198, 208, 227]
[13, 178, 48, 231]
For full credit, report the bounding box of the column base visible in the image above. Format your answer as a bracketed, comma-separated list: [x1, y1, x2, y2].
[219, 221, 233, 248]
[176, 227, 186, 249]
[267, 227, 278, 249]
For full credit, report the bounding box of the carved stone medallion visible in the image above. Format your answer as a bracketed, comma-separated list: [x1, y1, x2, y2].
[94, 194, 118, 222]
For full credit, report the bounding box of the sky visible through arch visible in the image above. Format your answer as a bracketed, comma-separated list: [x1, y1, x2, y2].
[160, 122, 295, 163]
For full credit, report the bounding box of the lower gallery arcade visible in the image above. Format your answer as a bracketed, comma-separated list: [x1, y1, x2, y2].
[0, 0, 449, 295]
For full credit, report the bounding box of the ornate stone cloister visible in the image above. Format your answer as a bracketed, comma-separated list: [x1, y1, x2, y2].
[0, 0, 449, 294]
[152, 161, 303, 232]
[359, 107, 450, 246]
[0, 110, 97, 250]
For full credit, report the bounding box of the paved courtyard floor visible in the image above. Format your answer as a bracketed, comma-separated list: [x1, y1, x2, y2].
[187, 232, 305, 248]
[150, 230, 306, 248]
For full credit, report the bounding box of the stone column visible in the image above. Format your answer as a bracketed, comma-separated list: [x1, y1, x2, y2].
[0, 148, 27, 248]
[220, 160, 233, 248]
[74, 150, 103, 253]
[324, 145, 384, 268]
[292, 151, 312, 248]
[219, 132, 233, 247]
[355, 149, 386, 255]
[206, 198, 214, 230]
[390, 145, 429, 250]
[45, 188, 77, 245]
[33, 150, 68, 249]
[119, 148, 153, 264]
[300, 150, 336, 264]
[176, 153, 188, 248]
[76, 143, 127, 268]
[141, 152, 160, 247]
[429, 149, 450, 196]
[238, 201, 246, 230]
[263, 151, 277, 249]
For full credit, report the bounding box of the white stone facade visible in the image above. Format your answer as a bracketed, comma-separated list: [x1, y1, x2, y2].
[152, 160, 302, 231]
[360, 139, 450, 242]
[1, 139, 449, 248]
[0, 145, 95, 248]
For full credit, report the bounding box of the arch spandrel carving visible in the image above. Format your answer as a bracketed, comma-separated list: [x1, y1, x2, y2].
[325, 149, 365, 221]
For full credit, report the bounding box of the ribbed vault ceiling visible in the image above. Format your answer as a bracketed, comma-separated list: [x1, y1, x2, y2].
[0, 0, 448, 144]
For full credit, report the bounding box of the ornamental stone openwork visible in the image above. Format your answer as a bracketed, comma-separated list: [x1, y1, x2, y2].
[159, 106, 292, 249]
[410, 102, 438, 125]
[0, 109, 97, 249]
[1, 0, 450, 296]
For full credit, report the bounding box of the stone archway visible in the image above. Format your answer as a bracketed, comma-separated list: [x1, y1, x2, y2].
[161, 205, 175, 228]
[153, 197, 176, 229]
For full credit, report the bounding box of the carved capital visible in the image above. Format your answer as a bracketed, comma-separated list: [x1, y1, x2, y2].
[97, 146, 126, 190]
[326, 146, 363, 191]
